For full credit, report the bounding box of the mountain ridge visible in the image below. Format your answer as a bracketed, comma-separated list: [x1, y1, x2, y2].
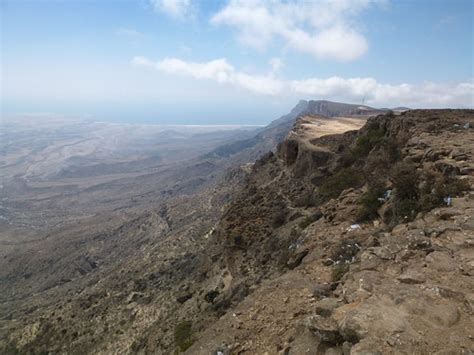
[207, 100, 387, 160]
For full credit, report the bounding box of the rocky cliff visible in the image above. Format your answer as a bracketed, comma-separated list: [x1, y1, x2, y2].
[187, 109, 474, 354]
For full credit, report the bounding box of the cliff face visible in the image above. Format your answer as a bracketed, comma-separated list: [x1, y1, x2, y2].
[4, 110, 474, 354]
[189, 109, 474, 354]
[207, 100, 382, 161]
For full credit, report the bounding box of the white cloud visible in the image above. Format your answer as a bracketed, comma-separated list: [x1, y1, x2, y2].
[150, 0, 193, 19]
[132, 56, 474, 107]
[270, 57, 283, 73]
[211, 0, 383, 61]
[132, 56, 284, 95]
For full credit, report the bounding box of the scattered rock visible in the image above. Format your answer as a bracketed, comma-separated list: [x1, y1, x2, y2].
[397, 270, 426, 284]
[315, 298, 341, 317]
[287, 249, 309, 269]
[303, 315, 343, 344]
[312, 283, 337, 299]
[435, 208, 463, 221]
[176, 292, 193, 304]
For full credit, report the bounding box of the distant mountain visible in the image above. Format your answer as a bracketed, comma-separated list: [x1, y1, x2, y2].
[301, 99, 386, 117]
[207, 99, 386, 160]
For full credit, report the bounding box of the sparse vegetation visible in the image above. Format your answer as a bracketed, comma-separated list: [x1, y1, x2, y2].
[332, 263, 350, 282]
[318, 167, 364, 201]
[204, 290, 219, 303]
[174, 321, 194, 352]
[298, 211, 323, 229]
[391, 161, 420, 222]
[419, 170, 470, 211]
[356, 181, 386, 222]
[298, 216, 313, 229]
[272, 209, 287, 227]
[351, 121, 386, 159]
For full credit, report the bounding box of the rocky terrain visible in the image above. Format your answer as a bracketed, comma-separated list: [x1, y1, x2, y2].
[186, 109, 474, 354]
[2, 106, 472, 354]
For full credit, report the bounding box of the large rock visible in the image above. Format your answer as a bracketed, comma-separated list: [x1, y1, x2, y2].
[303, 315, 343, 344]
[334, 297, 409, 342]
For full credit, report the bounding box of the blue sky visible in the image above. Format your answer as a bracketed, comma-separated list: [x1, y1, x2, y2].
[2, 0, 473, 124]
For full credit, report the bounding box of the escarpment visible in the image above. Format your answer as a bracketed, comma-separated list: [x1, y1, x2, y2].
[190, 109, 474, 354]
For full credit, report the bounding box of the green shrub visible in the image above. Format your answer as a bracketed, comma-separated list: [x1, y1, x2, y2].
[393, 199, 419, 221]
[174, 321, 194, 352]
[272, 209, 287, 228]
[298, 216, 313, 229]
[204, 290, 219, 303]
[385, 110, 395, 118]
[318, 167, 364, 201]
[445, 177, 470, 196]
[391, 162, 420, 222]
[419, 171, 470, 212]
[332, 263, 350, 282]
[356, 182, 385, 222]
[351, 122, 386, 159]
[392, 162, 418, 200]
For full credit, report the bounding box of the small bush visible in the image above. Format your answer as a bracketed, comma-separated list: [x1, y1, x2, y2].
[204, 290, 219, 303]
[332, 263, 350, 282]
[392, 162, 419, 200]
[385, 110, 395, 118]
[294, 192, 316, 207]
[318, 167, 364, 201]
[174, 321, 194, 352]
[298, 210, 323, 229]
[272, 209, 287, 228]
[298, 217, 312, 229]
[419, 171, 470, 211]
[351, 122, 386, 159]
[393, 198, 419, 221]
[445, 177, 470, 196]
[387, 162, 419, 222]
[356, 182, 386, 222]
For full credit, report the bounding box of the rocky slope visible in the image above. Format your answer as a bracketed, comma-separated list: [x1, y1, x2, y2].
[185, 109, 474, 354]
[3, 109, 473, 354]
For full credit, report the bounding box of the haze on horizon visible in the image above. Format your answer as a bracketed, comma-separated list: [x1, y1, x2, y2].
[1, 0, 473, 125]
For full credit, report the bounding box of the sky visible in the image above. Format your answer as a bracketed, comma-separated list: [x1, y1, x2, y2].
[1, 0, 473, 125]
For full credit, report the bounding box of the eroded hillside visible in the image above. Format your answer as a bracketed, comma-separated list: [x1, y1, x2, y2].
[186, 109, 474, 354]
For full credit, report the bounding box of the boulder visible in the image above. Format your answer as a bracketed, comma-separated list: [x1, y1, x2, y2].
[312, 283, 337, 299]
[303, 315, 343, 344]
[287, 249, 309, 269]
[288, 328, 321, 355]
[315, 298, 341, 317]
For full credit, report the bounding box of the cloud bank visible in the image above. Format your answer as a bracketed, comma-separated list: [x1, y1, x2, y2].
[210, 0, 384, 61]
[132, 56, 473, 107]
